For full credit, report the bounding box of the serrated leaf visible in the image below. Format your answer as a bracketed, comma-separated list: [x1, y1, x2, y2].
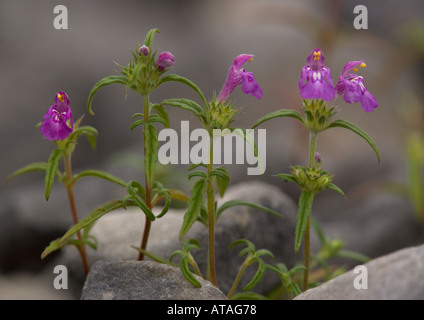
[144, 123, 158, 188]
[45, 149, 63, 201]
[252, 109, 304, 129]
[7, 162, 49, 182]
[70, 169, 127, 188]
[156, 75, 208, 108]
[216, 199, 283, 221]
[87, 75, 128, 115]
[295, 191, 314, 252]
[328, 119, 380, 163]
[179, 178, 207, 240]
[180, 258, 202, 288]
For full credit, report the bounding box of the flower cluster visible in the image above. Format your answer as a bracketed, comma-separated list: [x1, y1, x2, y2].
[299, 48, 378, 112]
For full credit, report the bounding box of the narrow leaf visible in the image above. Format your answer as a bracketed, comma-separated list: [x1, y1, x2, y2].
[276, 173, 297, 184]
[45, 149, 63, 201]
[180, 258, 202, 288]
[328, 119, 380, 163]
[143, 28, 160, 49]
[294, 191, 314, 252]
[161, 98, 204, 117]
[216, 199, 283, 221]
[179, 178, 207, 240]
[156, 75, 208, 108]
[7, 162, 48, 182]
[130, 119, 145, 130]
[252, 109, 304, 129]
[41, 200, 132, 258]
[152, 104, 170, 128]
[130, 246, 171, 265]
[243, 260, 266, 291]
[327, 183, 345, 197]
[87, 75, 128, 115]
[70, 169, 127, 188]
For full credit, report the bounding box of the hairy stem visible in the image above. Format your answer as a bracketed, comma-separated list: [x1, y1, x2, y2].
[64, 155, 89, 275]
[207, 129, 218, 286]
[303, 131, 317, 291]
[227, 262, 249, 299]
[138, 94, 153, 261]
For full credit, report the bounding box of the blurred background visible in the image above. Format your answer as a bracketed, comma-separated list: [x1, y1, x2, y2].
[1, 0, 424, 299]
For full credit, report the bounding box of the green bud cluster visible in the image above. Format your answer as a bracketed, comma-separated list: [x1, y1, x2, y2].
[302, 99, 336, 133]
[120, 46, 161, 96]
[208, 96, 240, 129]
[291, 165, 333, 193]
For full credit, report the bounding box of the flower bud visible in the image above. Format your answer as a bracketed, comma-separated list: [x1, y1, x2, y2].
[156, 51, 174, 71]
[138, 45, 149, 57]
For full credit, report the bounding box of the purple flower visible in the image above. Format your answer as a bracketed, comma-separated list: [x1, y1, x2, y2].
[156, 51, 174, 71]
[218, 54, 263, 102]
[40, 91, 73, 141]
[298, 48, 335, 101]
[336, 60, 378, 112]
[138, 45, 149, 57]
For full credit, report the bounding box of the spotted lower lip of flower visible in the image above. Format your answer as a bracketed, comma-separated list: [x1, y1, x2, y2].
[156, 51, 175, 71]
[40, 91, 73, 141]
[336, 60, 378, 112]
[218, 54, 263, 102]
[298, 48, 335, 101]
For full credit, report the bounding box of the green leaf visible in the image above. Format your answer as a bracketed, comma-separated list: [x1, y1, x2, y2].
[216, 168, 229, 197]
[41, 200, 132, 259]
[45, 149, 63, 201]
[143, 28, 160, 49]
[161, 98, 204, 117]
[152, 104, 170, 128]
[179, 178, 207, 240]
[188, 171, 207, 180]
[276, 173, 297, 184]
[130, 246, 171, 265]
[7, 162, 49, 182]
[144, 123, 158, 188]
[87, 75, 128, 115]
[216, 199, 283, 221]
[230, 292, 269, 300]
[328, 119, 380, 163]
[70, 169, 127, 188]
[67, 126, 98, 142]
[156, 75, 208, 108]
[243, 259, 266, 291]
[327, 183, 345, 197]
[180, 258, 202, 288]
[294, 191, 314, 252]
[337, 249, 370, 263]
[130, 119, 144, 130]
[252, 109, 305, 129]
[148, 114, 168, 127]
[209, 167, 230, 181]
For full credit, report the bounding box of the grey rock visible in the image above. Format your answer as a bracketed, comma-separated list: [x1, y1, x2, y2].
[295, 244, 424, 300]
[63, 181, 298, 297]
[81, 260, 227, 300]
[312, 193, 424, 268]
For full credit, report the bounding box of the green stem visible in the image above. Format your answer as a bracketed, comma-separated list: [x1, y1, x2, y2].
[207, 128, 218, 286]
[303, 131, 317, 291]
[63, 155, 89, 275]
[227, 262, 249, 299]
[138, 94, 153, 261]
